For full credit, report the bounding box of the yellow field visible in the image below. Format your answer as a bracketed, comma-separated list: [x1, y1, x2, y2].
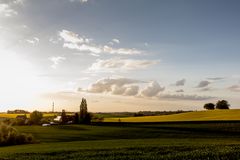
[0, 113, 57, 119]
[104, 109, 240, 122]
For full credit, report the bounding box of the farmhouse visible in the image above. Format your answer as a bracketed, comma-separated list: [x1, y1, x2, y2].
[54, 115, 75, 124]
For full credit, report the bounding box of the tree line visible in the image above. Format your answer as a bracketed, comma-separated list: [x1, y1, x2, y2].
[204, 100, 230, 110]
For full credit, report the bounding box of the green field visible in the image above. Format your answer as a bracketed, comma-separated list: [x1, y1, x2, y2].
[0, 122, 240, 159]
[104, 109, 240, 122]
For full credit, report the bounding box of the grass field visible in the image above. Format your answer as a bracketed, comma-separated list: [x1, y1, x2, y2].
[104, 109, 240, 122]
[0, 122, 240, 159]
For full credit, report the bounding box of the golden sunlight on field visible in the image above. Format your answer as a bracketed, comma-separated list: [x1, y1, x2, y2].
[104, 110, 240, 122]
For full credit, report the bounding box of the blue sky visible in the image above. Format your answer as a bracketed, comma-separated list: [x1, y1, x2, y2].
[0, 0, 239, 112]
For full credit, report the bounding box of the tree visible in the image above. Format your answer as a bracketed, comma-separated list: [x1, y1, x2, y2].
[61, 109, 67, 124]
[0, 122, 34, 146]
[80, 98, 87, 120]
[29, 111, 43, 125]
[203, 103, 215, 110]
[74, 113, 79, 124]
[79, 98, 91, 123]
[216, 100, 230, 109]
[84, 113, 92, 124]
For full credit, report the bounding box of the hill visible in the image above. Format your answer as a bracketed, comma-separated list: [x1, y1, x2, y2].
[0, 122, 240, 159]
[104, 109, 240, 122]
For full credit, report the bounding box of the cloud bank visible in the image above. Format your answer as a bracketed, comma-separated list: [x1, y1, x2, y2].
[82, 78, 144, 97]
[141, 81, 165, 97]
[78, 77, 213, 101]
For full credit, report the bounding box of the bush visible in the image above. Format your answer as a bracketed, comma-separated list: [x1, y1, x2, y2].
[29, 111, 43, 125]
[0, 122, 35, 146]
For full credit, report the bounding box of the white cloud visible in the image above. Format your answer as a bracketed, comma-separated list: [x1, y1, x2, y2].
[0, 0, 26, 17]
[26, 37, 39, 45]
[141, 81, 165, 97]
[48, 56, 66, 69]
[87, 77, 143, 94]
[59, 29, 142, 55]
[102, 45, 141, 55]
[0, 3, 17, 17]
[88, 58, 159, 72]
[108, 38, 120, 46]
[59, 30, 86, 44]
[69, 0, 88, 3]
[112, 38, 120, 44]
[13, 0, 25, 5]
[63, 43, 102, 54]
[79, 77, 142, 97]
[49, 37, 59, 44]
[82, 78, 164, 98]
[124, 85, 139, 96]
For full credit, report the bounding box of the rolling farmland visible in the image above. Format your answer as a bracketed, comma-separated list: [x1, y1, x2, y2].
[104, 110, 240, 122]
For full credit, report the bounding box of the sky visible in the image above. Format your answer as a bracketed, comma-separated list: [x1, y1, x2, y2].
[0, 0, 240, 112]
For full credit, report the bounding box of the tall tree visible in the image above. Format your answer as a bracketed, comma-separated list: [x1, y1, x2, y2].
[80, 98, 88, 122]
[61, 109, 67, 124]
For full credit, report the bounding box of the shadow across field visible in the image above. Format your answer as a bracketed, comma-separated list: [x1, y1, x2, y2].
[1, 122, 240, 160]
[14, 121, 240, 143]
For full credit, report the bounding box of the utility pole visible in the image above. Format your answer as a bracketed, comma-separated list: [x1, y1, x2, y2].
[52, 102, 55, 113]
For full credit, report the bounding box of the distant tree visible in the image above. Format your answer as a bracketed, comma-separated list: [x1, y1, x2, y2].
[29, 111, 43, 125]
[80, 98, 87, 119]
[15, 115, 27, 125]
[61, 109, 67, 124]
[84, 113, 92, 124]
[79, 98, 91, 123]
[216, 100, 230, 109]
[74, 113, 79, 124]
[203, 103, 215, 110]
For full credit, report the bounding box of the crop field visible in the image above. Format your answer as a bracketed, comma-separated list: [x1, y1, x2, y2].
[104, 109, 240, 122]
[0, 122, 240, 159]
[0, 113, 58, 119]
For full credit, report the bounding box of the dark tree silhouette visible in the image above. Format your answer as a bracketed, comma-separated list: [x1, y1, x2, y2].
[61, 109, 67, 124]
[216, 100, 230, 109]
[203, 103, 215, 110]
[74, 113, 79, 124]
[29, 111, 43, 125]
[79, 98, 91, 123]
